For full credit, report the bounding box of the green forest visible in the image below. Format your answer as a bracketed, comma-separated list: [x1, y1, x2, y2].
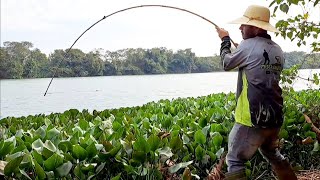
[1, 41, 319, 79]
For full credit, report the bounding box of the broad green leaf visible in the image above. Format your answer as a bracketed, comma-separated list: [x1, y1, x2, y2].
[0, 141, 15, 158]
[35, 126, 46, 139]
[11, 144, 27, 154]
[109, 144, 122, 157]
[72, 144, 88, 160]
[43, 153, 64, 171]
[147, 134, 160, 152]
[81, 163, 96, 172]
[215, 148, 225, 158]
[111, 173, 122, 180]
[132, 150, 146, 163]
[74, 164, 85, 179]
[46, 127, 60, 140]
[194, 130, 206, 144]
[32, 151, 43, 165]
[86, 143, 98, 158]
[207, 151, 217, 161]
[96, 162, 106, 174]
[168, 161, 193, 173]
[169, 136, 183, 151]
[20, 169, 32, 180]
[279, 129, 289, 139]
[79, 118, 89, 130]
[58, 141, 73, 153]
[6, 151, 25, 161]
[199, 117, 208, 128]
[133, 136, 150, 153]
[182, 134, 190, 144]
[195, 145, 205, 161]
[44, 118, 52, 126]
[158, 147, 173, 158]
[42, 140, 57, 159]
[120, 140, 132, 155]
[33, 160, 46, 180]
[304, 131, 317, 139]
[32, 139, 44, 152]
[56, 161, 73, 177]
[280, 3, 289, 13]
[212, 132, 223, 148]
[4, 153, 24, 176]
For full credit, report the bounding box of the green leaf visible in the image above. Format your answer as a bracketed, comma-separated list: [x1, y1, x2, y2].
[132, 150, 146, 163]
[304, 131, 317, 139]
[312, 141, 319, 152]
[46, 127, 60, 140]
[133, 136, 150, 153]
[4, 153, 24, 176]
[168, 161, 193, 173]
[158, 147, 173, 158]
[72, 144, 88, 160]
[0, 141, 15, 158]
[147, 134, 161, 152]
[111, 173, 122, 180]
[194, 130, 206, 144]
[32, 151, 44, 165]
[44, 118, 52, 126]
[32, 139, 44, 152]
[212, 132, 223, 148]
[169, 136, 183, 151]
[35, 126, 46, 139]
[280, 3, 289, 13]
[195, 145, 205, 161]
[74, 164, 85, 179]
[42, 140, 57, 159]
[20, 169, 32, 180]
[33, 159, 46, 180]
[287, 31, 293, 39]
[58, 141, 73, 153]
[215, 148, 225, 158]
[182, 134, 190, 144]
[96, 162, 106, 174]
[56, 161, 73, 177]
[43, 153, 64, 171]
[86, 143, 98, 159]
[79, 118, 89, 130]
[279, 129, 289, 139]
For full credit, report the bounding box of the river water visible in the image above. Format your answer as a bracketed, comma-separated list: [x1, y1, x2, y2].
[1, 69, 319, 119]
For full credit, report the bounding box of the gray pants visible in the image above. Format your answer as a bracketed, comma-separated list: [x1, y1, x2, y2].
[226, 122, 285, 172]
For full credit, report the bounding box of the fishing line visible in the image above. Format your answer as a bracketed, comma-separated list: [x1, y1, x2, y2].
[43, 4, 237, 96]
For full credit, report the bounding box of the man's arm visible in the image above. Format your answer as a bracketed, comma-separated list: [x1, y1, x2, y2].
[216, 27, 247, 71]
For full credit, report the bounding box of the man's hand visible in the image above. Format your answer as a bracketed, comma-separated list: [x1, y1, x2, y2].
[216, 26, 229, 40]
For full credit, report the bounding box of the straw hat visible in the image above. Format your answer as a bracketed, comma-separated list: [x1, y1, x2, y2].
[229, 5, 279, 32]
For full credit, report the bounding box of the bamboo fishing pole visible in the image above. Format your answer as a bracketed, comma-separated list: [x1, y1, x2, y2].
[44, 4, 238, 96]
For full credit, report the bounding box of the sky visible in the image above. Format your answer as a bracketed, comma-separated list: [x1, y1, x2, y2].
[1, 0, 320, 57]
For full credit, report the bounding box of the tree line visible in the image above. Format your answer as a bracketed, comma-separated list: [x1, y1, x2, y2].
[0, 41, 319, 79]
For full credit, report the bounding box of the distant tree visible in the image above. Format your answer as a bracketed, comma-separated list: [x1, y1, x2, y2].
[168, 49, 196, 73]
[84, 51, 104, 76]
[283, 51, 306, 68]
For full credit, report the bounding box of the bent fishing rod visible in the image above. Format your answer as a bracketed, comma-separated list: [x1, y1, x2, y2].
[43, 4, 237, 96]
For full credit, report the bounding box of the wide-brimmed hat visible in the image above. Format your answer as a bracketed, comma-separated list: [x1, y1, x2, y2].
[229, 5, 279, 32]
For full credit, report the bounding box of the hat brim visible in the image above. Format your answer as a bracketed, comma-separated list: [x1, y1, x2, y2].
[229, 16, 279, 33]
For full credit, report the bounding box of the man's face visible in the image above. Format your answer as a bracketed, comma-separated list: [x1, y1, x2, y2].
[239, 24, 258, 39]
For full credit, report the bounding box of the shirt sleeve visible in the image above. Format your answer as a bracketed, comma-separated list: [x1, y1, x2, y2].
[220, 37, 249, 71]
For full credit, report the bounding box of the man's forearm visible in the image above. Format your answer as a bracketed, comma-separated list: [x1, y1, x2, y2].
[220, 36, 231, 60]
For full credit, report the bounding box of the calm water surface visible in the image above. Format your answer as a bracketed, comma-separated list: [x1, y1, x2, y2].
[1, 69, 319, 119]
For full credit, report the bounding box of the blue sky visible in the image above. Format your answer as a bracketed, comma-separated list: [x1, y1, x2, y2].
[1, 0, 319, 56]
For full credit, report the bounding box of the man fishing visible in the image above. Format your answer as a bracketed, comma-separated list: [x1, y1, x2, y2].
[216, 5, 297, 180]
